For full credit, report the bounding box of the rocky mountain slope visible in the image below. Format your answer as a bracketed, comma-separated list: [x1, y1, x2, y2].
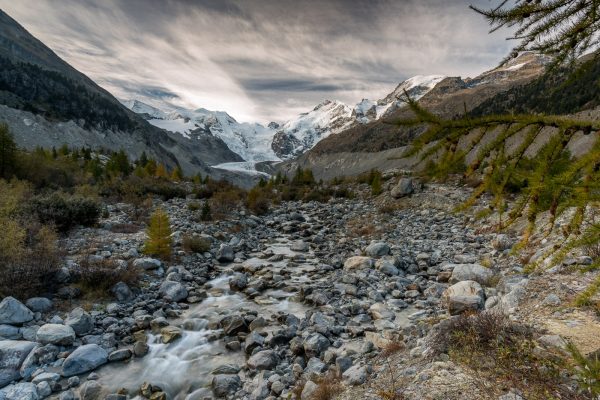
[0, 10, 245, 180]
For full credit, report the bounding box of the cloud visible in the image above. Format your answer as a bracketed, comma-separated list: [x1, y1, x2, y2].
[0, 0, 515, 123]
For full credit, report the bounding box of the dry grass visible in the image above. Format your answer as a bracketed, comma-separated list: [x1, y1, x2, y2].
[74, 254, 140, 299]
[373, 342, 407, 400]
[110, 223, 141, 234]
[311, 373, 344, 400]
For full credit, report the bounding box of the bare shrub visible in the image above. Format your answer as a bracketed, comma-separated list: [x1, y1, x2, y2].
[182, 234, 211, 253]
[74, 256, 140, 298]
[110, 223, 141, 234]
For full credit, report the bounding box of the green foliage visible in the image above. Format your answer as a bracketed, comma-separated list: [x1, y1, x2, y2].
[0, 123, 17, 179]
[292, 167, 315, 186]
[106, 150, 131, 177]
[471, 0, 600, 68]
[26, 193, 101, 232]
[144, 208, 172, 260]
[567, 342, 600, 397]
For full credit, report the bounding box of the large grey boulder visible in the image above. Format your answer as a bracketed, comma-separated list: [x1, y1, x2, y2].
[132, 258, 161, 270]
[36, 324, 76, 346]
[442, 280, 485, 315]
[303, 333, 330, 358]
[449, 264, 493, 285]
[65, 308, 93, 336]
[110, 282, 133, 302]
[391, 177, 414, 198]
[0, 297, 34, 325]
[158, 281, 188, 302]
[0, 382, 39, 400]
[216, 244, 234, 263]
[247, 350, 279, 370]
[343, 256, 374, 271]
[78, 380, 103, 400]
[211, 374, 241, 398]
[290, 240, 309, 252]
[365, 242, 390, 258]
[25, 298, 53, 314]
[342, 364, 369, 385]
[62, 344, 108, 377]
[0, 340, 36, 388]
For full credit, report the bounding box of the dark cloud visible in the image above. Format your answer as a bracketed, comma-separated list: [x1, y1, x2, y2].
[0, 0, 516, 122]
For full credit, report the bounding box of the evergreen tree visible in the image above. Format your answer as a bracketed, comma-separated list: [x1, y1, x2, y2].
[139, 151, 148, 167]
[144, 208, 172, 260]
[106, 150, 131, 177]
[155, 163, 169, 179]
[200, 201, 212, 221]
[0, 123, 17, 179]
[171, 165, 184, 181]
[371, 172, 382, 196]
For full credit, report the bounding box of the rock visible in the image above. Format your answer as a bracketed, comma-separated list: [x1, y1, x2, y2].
[212, 374, 241, 397]
[211, 364, 241, 375]
[0, 325, 20, 340]
[62, 344, 108, 377]
[442, 280, 485, 315]
[0, 340, 36, 388]
[335, 356, 352, 373]
[303, 333, 330, 358]
[158, 281, 188, 302]
[25, 298, 52, 314]
[244, 331, 265, 355]
[300, 381, 317, 400]
[290, 241, 309, 252]
[0, 297, 34, 325]
[1, 382, 39, 400]
[538, 334, 568, 350]
[343, 256, 374, 271]
[79, 380, 103, 400]
[542, 293, 561, 306]
[449, 264, 493, 285]
[247, 350, 279, 370]
[132, 341, 149, 357]
[65, 308, 94, 336]
[391, 177, 413, 198]
[305, 357, 327, 375]
[31, 372, 60, 385]
[216, 244, 234, 263]
[342, 364, 368, 385]
[220, 315, 247, 335]
[160, 326, 182, 344]
[59, 390, 76, 400]
[36, 380, 51, 398]
[36, 324, 76, 346]
[492, 234, 512, 251]
[229, 274, 248, 292]
[111, 282, 133, 302]
[365, 242, 390, 258]
[132, 258, 162, 270]
[108, 349, 132, 362]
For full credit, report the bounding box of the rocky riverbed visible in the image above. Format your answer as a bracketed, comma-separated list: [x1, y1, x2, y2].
[0, 181, 596, 400]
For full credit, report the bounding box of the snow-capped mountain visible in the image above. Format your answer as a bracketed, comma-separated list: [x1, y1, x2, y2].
[124, 74, 447, 166]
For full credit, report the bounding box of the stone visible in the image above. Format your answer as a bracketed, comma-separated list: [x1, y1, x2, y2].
[449, 264, 493, 285]
[59, 390, 76, 400]
[391, 177, 414, 198]
[220, 315, 247, 335]
[216, 244, 234, 263]
[25, 298, 52, 314]
[542, 293, 561, 306]
[342, 364, 368, 385]
[229, 274, 248, 292]
[36, 381, 51, 398]
[211, 364, 241, 375]
[65, 308, 94, 336]
[492, 234, 513, 251]
[0, 297, 34, 325]
[343, 256, 374, 271]
[160, 326, 182, 344]
[335, 356, 352, 373]
[365, 242, 390, 258]
[211, 374, 241, 397]
[303, 333, 330, 358]
[133, 341, 149, 357]
[305, 357, 327, 375]
[1, 382, 39, 400]
[0, 325, 20, 340]
[36, 324, 76, 346]
[244, 331, 265, 355]
[442, 280, 485, 315]
[31, 372, 60, 385]
[132, 258, 162, 270]
[111, 282, 133, 302]
[538, 334, 568, 350]
[247, 350, 279, 370]
[0, 340, 36, 388]
[62, 344, 108, 377]
[158, 281, 188, 302]
[300, 381, 317, 400]
[79, 380, 103, 400]
[108, 349, 132, 362]
[290, 241, 309, 252]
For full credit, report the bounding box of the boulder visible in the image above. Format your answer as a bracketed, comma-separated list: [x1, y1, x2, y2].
[25, 298, 52, 314]
[365, 242, 390, 258]
[219, 315, 247, 335]
[160, 326, 182, 344]
[158, 281, 188, 302]
[290, 241, 309, 252]
[442, 280, 485, 315]
[244, 331, 265, 355]
[0, 325, 20, 340]
[110, 282, 133, 302]
[229, 274, 248, 292]
[247, 350, 279, 370]
[79, 380, 103, 400]
[343, 256, 374, 271]
[216, 244, 234, 263]
[303, 333, 330, 358]
[0, 297, 34, 325]
[342, 364, 368, 385]
[1, 382, 39, 400]
[132, 258, 162, 270]
[36, 324, 76, 346]
[449, 264, 493, 285]
[62, 344, 108, 377]
[211, 374, 241, 398]
[65, 308, 93, 336]
[391, 177, 414, 198]
[301, 381, 317, 400]
[0, 340, 36, 388]
[108, 349, 132, 362]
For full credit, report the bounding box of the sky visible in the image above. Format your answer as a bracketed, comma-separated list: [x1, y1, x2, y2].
[0, 0, 515, 123]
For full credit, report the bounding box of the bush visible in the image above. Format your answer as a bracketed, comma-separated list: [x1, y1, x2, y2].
[200, 201, 212, 221]
[26, 193, 101, 232]
[246, 187, 270, 215]
[74, 257, 140, 298]
[182, 234, 211, 253]
[144, 208, 172, 260]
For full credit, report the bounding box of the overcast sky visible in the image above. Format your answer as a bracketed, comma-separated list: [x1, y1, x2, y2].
[0, 0, 514, 123]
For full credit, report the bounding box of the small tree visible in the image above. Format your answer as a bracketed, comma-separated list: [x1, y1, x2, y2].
[0, 123, 17, 179]
[371, 172, 382, 196]
[145, 208, 172, 260]
[200, 201, 212, 221]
